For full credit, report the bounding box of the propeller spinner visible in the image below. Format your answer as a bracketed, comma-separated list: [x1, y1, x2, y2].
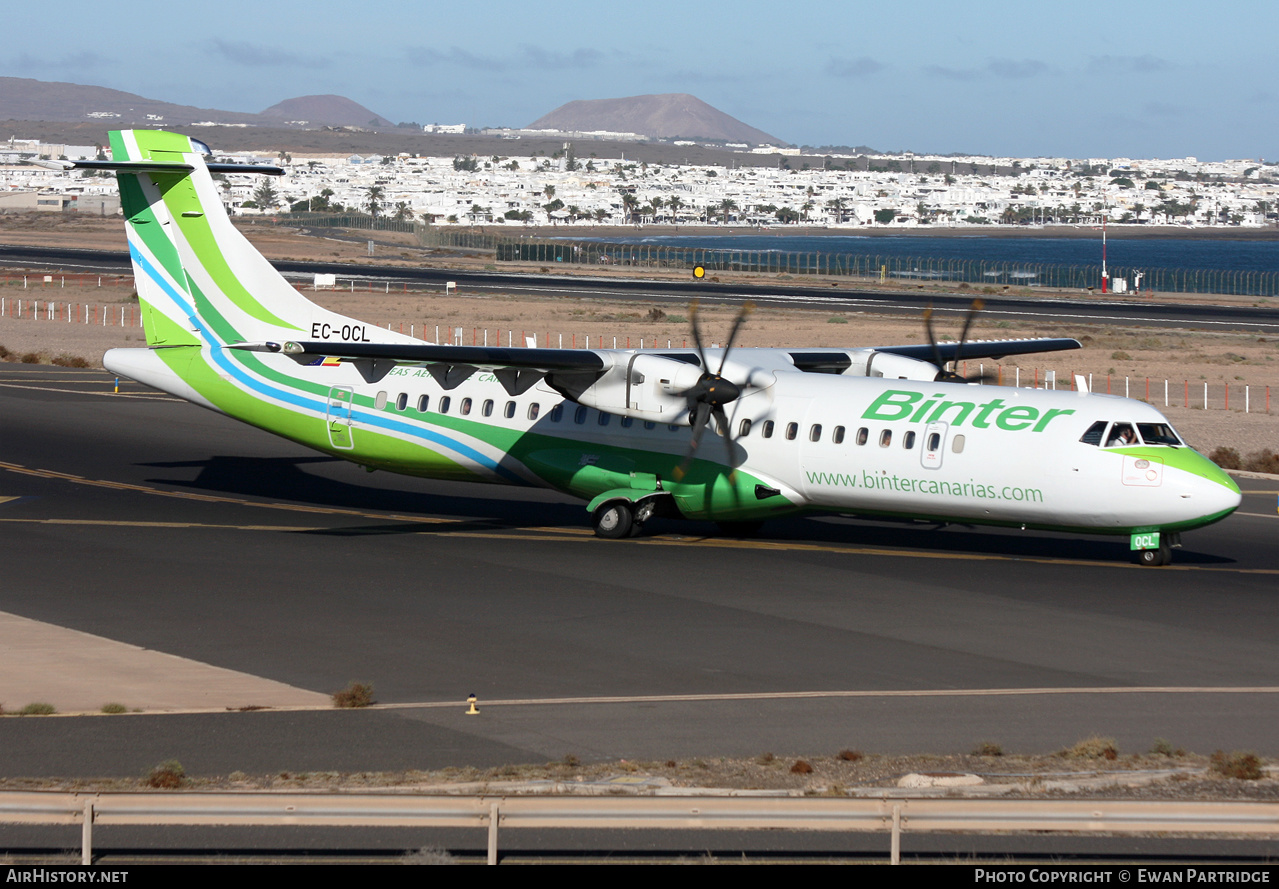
[672, 300, 754, 483]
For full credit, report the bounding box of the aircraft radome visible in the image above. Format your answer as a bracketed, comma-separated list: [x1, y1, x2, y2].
[42, 130, 1241, 566]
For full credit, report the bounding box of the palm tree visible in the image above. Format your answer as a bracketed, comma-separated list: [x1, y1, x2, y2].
[719, 198, 738, 223]
[666, 195, 684, 223]
[620, 191, 640, 224]
[365, 184, 385, 220]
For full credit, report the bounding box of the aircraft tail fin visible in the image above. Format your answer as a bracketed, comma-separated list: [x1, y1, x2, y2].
[105, 129, 416, 350]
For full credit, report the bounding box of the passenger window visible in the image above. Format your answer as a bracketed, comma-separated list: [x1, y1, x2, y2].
[395, 392, 408, 411]
[528, 403, 540, 421]
[439, 396, 451, 414]
[1079, 421, 1107, 446]
[460, 397, 472, 416]
[785, 422, 798, 441]
[809, 424, 822, 442]
[833, 426, 845, 444]
[903, 431, 915, 449]
[620, 416, 633, 428]
[550, 404, 564, 422]
[416, 394, 429, 413]
[375, 391, 388, 410]
[668, 424, 679, 432]
[482, 399, 494, 417]
[952, 434, 965, 454]
[739, 419, 752, 438]
[856, 427, 869, 446]
[927, 432, 941, 452]
[879, 429, 892, 447]
[574, 405, 588, 424]
[504, 401, 516, 419]
[598, 411, 610, 426]
[762, 420, 774, 439]
[643, 420, 656, 430]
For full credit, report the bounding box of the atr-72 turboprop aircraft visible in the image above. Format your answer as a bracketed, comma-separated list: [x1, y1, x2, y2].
[65, 130, 1241, 565]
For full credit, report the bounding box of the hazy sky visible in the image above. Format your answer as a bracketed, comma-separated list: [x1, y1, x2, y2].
[6, 0, 1275, 161]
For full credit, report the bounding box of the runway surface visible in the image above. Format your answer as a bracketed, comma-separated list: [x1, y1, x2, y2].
[4, 243, 1279, 333]
[1, 364, 1278, 781]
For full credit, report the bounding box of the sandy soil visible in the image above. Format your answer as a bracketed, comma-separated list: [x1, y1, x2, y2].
[1, 218, 1275, 456]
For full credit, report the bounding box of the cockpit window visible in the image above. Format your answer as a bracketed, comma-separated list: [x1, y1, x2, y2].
[1105, 423, 1137, 448]
[1137, 423, 1182, 446]
[1080, 421, 1107, 446]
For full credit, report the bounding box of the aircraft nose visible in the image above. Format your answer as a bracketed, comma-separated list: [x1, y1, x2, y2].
[1187, 454, 1241, 521]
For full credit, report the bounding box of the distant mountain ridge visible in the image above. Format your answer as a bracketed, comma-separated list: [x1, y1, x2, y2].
[260, 95, 391, 128]
[0, 77, 389, 129]
[527, 93, 783, 145]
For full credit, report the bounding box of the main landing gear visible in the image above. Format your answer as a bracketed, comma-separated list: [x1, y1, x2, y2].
[592, 499, 659, 539]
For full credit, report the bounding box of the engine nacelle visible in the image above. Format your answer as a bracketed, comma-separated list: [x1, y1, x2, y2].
[551, 354, 706, 424]
[856, 350, 943, 381]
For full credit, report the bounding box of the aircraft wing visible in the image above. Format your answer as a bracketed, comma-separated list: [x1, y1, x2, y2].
[873, 337, 1082, 362]
[280, 341, 609, 372]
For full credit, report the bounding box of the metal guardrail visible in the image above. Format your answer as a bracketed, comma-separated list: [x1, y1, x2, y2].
[2, 791, 1276, 865]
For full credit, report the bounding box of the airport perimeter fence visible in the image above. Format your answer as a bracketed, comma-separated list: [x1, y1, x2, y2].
[245, 216, 1279, 296]
[391, 224, 1279, 298]
[486, 236, 1279, 298]
[2, 293, 1271, 414]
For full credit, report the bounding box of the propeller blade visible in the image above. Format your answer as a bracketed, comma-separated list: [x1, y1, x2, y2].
[688, 299, 707, 369]
[953, 298, 985, 368]
[923, 304, 946, 373]
[673, 401, 713, 481]
[717, 302, 754, 374]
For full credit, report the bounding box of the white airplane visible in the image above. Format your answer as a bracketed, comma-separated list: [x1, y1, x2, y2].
[68, 130, 1241, 566]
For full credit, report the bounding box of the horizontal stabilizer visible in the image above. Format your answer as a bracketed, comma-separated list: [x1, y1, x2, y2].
[26, 158, 283, 175]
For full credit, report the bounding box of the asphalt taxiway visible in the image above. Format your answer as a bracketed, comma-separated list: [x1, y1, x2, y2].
[1, 364, 1278, 781]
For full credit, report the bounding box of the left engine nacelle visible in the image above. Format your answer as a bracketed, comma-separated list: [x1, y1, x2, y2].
[552, 354, 706, 424]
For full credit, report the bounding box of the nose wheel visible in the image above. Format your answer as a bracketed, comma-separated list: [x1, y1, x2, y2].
[1136, 540, 1173, 567]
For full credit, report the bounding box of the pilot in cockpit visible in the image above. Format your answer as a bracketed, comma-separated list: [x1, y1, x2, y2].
[1106, 424, 1136, 447]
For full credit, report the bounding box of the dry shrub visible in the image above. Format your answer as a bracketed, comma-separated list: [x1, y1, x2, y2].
[1209, 447, 1241, 469]
[146, 760, 186, 788]
[404, 846, 456, 865]
[51, 355, 90, 368]
[790, 759, 813, 774]
[837, 749, 864, 762]
[20, 352, 40, 364]
[1243, 449, 1279, 474]
[1210, 750, 1263, 780]
[18, 703, 55, 715]
[331, 681, 375, 708]
[972, 742, 1004, 757]
[1061, 735, 1118, 760]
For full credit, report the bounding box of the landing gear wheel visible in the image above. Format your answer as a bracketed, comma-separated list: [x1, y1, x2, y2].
[1136, 541, 1172, 567]
[593, 502, 634, 539]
